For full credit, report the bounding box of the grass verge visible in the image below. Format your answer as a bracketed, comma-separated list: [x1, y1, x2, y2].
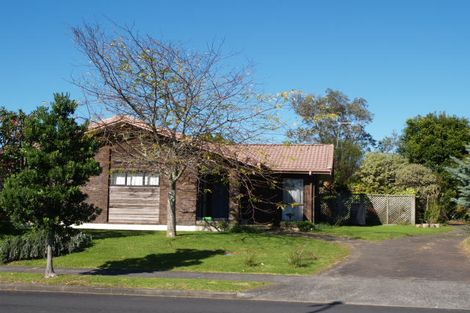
[314, 225, 453, 241]
[10, 231, 348, 275]
[0, 272, 268, 292]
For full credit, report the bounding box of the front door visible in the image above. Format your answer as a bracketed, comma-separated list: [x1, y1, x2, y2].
[282, 178, 304, 221]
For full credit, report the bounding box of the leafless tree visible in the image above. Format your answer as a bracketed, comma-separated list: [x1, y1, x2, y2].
[72, 23, 280, 237]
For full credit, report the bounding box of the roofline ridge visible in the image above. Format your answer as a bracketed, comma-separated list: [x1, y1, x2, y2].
[228, 143, 334, 146]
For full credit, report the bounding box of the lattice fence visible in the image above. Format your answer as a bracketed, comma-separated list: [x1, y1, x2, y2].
[318, 194, 416, 225]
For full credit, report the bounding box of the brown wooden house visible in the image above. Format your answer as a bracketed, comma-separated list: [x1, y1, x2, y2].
[82, 117, 334, 230]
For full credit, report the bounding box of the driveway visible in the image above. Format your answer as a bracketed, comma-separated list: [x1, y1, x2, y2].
[326, 225, 470, 282]
[246, 226, 470, 310]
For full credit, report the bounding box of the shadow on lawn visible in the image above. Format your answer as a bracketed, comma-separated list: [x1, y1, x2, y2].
[88, 249, 225, 275]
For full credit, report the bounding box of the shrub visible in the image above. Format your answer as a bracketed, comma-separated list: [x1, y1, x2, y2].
[425, 198, 444, 223]
[0, 229, 92, 264]
[297, 221, 315, 232]
[287, 246, 317, 268]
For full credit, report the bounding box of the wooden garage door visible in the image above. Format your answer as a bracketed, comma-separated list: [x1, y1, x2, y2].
[108, 186, 160, 224]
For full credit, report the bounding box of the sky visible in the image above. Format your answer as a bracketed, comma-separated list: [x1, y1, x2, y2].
[1, 0, 469, 142]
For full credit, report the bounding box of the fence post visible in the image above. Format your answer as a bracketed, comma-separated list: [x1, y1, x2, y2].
[386, 195, 389, 225]
[410, 195, 416, 225]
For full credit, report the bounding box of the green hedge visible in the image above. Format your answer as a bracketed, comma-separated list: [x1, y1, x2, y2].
[0, 230, 92, 264]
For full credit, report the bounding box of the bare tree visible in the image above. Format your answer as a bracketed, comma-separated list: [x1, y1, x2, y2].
[72, 23, 279, 237]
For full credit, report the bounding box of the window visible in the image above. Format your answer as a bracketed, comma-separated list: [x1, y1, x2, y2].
[128, 173, 144, 186]
[145, 175, 160, 186]
[111, 172, 126, 186]
[110, 172, 160, 186]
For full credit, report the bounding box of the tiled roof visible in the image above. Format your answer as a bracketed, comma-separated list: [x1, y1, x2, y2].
[89, 116, 334, 174]
[228, 144, 334, 174]
[88, 115, 184, 139]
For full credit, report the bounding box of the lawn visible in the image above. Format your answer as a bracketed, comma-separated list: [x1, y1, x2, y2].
[10, 231, 349, 275]
[314, 224, 453, 241]
[0, 272, 267, 292]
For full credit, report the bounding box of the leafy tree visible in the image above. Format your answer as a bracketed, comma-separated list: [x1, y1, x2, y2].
[0, 94, 101, 277]
[286, 89, 374, 189]
[447, 145, 470, 210]
[352, 153, 408, 194]
[399, 112, 470, 217]
[399, 112, 470, 171]
[353, 152, 440, 198]
[0, 108, 26, 187]
[72, 23, 278, 237]
[395, 163, 440, 197]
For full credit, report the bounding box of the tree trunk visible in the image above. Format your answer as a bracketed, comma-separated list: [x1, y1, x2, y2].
[167, 179, 177, 237]
[44, 232, 56, 278]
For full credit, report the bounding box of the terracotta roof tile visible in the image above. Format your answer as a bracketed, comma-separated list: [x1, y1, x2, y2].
[228, 144, 334, 174]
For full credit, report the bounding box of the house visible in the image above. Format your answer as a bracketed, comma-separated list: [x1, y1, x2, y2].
[81, 116, 334, 230]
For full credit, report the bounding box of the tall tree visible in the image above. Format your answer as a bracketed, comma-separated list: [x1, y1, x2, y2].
[399, 113, 470, 171]
[399, 112, 470, 217]
[72, 24, 278, 237]
[0, 94, 101, 277]
[286, 89, 374, 189]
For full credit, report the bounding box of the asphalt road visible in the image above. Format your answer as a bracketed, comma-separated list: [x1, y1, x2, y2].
[1, 291, 468, 313]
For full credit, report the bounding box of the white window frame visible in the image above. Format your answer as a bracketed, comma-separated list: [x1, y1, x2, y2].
[110, 172, 160, 187]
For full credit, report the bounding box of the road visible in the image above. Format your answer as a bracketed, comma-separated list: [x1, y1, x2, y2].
[0, 291, 468, 313]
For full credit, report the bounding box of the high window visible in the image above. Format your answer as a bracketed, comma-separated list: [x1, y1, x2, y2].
[111, 172, 160, 186]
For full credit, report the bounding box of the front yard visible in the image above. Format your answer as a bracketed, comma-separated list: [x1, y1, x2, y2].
[9, 231, 349, 275]
[2, 225, 454, 278]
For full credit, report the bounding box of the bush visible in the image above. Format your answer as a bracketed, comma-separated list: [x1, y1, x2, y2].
[297, 221, 315, 232]
[425, 198, 444, 224]
[0, 229, 92, 264]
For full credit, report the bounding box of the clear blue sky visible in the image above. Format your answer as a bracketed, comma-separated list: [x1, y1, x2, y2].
[1, 0, 469, 141]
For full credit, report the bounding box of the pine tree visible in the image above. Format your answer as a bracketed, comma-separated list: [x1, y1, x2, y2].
[0, 94, 101, 277]
[448, 145, 470, 209]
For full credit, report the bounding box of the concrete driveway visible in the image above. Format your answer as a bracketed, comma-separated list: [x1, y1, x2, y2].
[246, 226, 470, 310]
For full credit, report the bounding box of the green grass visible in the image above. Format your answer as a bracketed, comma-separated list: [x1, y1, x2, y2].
[0, 272, 267, 292]
[315, 224, 453, 241]
[10, 231, 348, 275]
